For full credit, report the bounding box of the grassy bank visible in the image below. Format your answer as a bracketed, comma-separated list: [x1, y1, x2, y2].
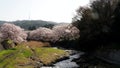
[0, 43, 69, 68]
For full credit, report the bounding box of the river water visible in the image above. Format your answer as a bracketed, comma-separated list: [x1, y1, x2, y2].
[41, 50, 84, 68]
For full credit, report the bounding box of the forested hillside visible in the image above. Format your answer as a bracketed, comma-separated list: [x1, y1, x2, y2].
[0, 20, 57, 30]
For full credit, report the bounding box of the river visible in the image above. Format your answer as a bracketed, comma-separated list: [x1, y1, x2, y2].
[41, 50, 84, 68]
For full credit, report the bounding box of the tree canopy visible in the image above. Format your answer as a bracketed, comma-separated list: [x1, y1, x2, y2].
[72, 0, 120, 51]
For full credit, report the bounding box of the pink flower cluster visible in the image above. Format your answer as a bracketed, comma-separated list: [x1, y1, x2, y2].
[52, 24, 80, 41]
[28, 27, 58, 42]
[0, 23, 80, 43]
[29, 24, 80, 42]
[0, 23, 27, 44]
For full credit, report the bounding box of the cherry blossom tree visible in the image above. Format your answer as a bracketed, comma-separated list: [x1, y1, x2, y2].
[52, 24, 80, 41]
[28, 27, 58, 42]
[28, 24, 80, 42]
[0, 23, 27, 44]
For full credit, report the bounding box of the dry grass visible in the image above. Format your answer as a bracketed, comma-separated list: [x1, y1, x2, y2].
[22, 41, 51, 48]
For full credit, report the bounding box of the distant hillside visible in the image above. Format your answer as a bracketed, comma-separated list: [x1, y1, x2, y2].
[0, 20, 58, 30]
[0, 21, 7, 24]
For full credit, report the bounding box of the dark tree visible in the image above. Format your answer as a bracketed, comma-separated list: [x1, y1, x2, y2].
[72, 0, 119, 51]
[43, 24, 54, 29]
[28, 26, 36, 30]
[111, 1, 120, 42]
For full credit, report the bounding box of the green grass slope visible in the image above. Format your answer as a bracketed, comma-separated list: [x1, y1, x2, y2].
[0, 45, 68, 68]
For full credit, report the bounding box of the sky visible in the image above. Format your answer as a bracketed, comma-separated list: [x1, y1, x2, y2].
[0, 0, 89, 23]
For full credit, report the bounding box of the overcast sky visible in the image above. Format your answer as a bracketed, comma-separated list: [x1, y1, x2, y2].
[0, 0, 89, 23]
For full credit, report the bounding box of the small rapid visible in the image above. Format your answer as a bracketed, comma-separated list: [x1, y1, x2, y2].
[42, 50, 84, 68]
